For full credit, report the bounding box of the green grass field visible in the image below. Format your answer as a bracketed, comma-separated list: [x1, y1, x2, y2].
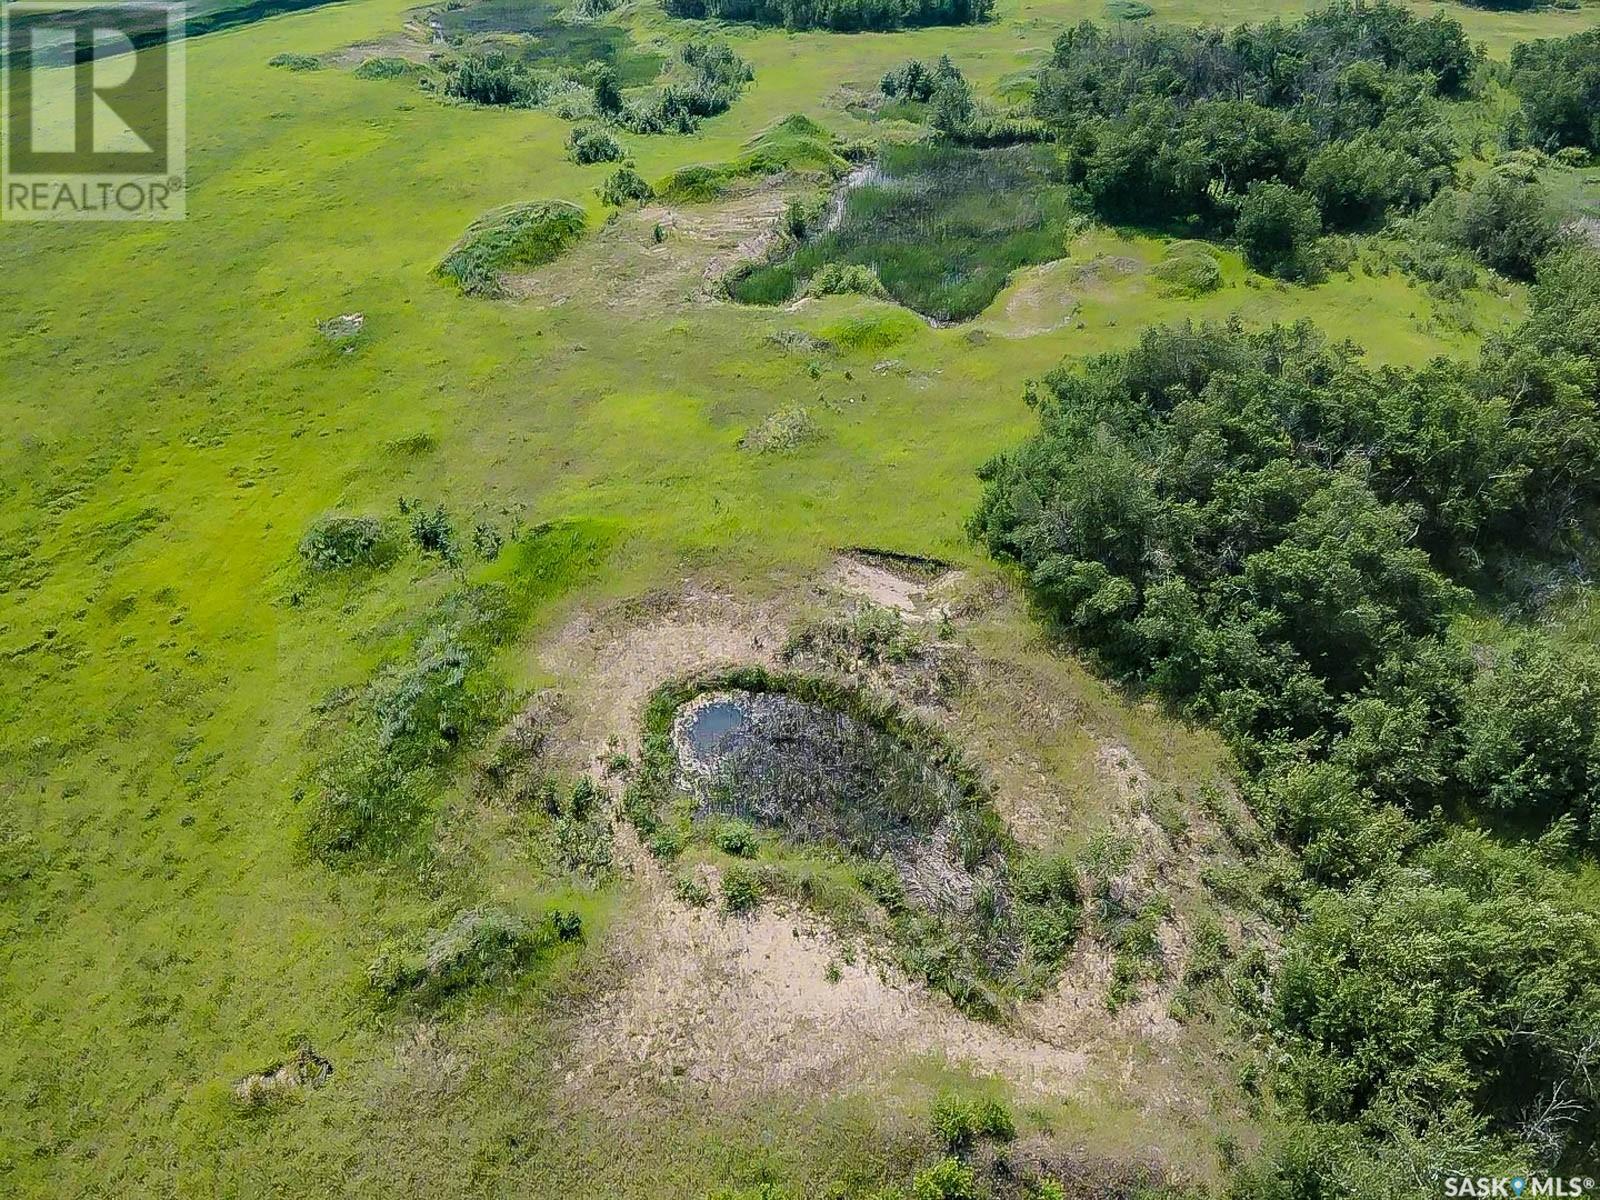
[2, 0, 1596, 1193]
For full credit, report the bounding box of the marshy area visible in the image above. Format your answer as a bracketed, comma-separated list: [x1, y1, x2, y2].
[729, 142, 1079, 323]
[625, 667, 1082, 1018]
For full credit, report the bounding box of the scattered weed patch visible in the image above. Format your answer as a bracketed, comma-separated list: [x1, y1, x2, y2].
[267, 52, 320, 70]
[301, 521, 612, 861]
[366, 904, 582, 1005]
[741, 406, 821, 455]
[352, 56, 417, 81]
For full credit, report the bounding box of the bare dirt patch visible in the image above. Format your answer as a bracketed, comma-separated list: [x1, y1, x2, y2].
[825, 551, 964, 623]
[503, 184, 795, 313]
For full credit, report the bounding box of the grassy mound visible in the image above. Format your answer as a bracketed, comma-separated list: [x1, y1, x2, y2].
[352, 56, 420, 81]
[729, 142, 1078, 322]
[436, 201, 587, 297]
[1152, 241, 1224, 296]
[655, 114, 846, 203]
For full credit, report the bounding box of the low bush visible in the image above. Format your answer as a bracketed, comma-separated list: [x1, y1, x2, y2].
[1236, 182, 1322, 280]
[802, 262, 889, 300]
[931, 1094, 1016, 1153]
[616, 39, 752, 135]
[567, 126, 624, 164]
[268, 52, 320, 70]
[405, 502, 460, 565]
[1151, 246, 1222, 296]
[444, 52, 541, 107]
[1456, 171, 1559, 280]
[598, 166, 652, 206]
[298, 515, 388, 571]
[721, 863, 766, 912]
[714, 819, 758, 857]
[1510, 31, 1600, 154]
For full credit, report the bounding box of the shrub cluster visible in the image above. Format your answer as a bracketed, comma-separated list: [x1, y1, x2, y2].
[298, 514, 387, 571]
[1039, 3, 1476, 276]
[880, 56, 962, 103]
[366, 905, 582, 1004]
[614, 39, 752, 134]
[567, 125, 624, 164]
[443, 51, 542, 107]
[973, 247, 1600, 1180]
[598, 165, 652, 206]
[1509, 31, 1600, 153]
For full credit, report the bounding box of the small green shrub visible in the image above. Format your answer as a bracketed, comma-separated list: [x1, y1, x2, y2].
[721, 863, 766, 913]
[1152, 247, 1222, 297]
[298, 515, 387, 571]
[714, 819, 758, 857]
[674, 872, 713, 907]
[802, 262, 889, 300]
[599, 166, 653, 207]
[911, 1158, 978, 1200]
[406, 503, 460, 565]
[648, 827, 685, 859]
[445, 52, 541, 107]
[931, 1094, 1015, 1153]
[568, 126, 624, 165]
[268, 52, 320, 71]
[554, 780, 613, 879]
[1236, 182, 1322, 280]
[970, 1096, 1015, 1141]
[881, 58, 937, 102]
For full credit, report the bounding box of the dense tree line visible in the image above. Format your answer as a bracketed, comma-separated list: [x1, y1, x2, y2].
[1036, 2, 1478, 276]
[972, 246, 1600, 1185]
[664, 0, 990, 32]
[1509, 32, 1600, 154]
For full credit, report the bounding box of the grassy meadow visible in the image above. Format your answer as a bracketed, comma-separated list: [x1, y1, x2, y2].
[1, 0, 1596, 1193]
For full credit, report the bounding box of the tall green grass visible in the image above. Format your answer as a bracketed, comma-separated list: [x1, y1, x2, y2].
[730, 142, 1080, 323]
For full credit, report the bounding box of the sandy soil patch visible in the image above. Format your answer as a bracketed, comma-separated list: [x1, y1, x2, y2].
[503, 185, 794, 314]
